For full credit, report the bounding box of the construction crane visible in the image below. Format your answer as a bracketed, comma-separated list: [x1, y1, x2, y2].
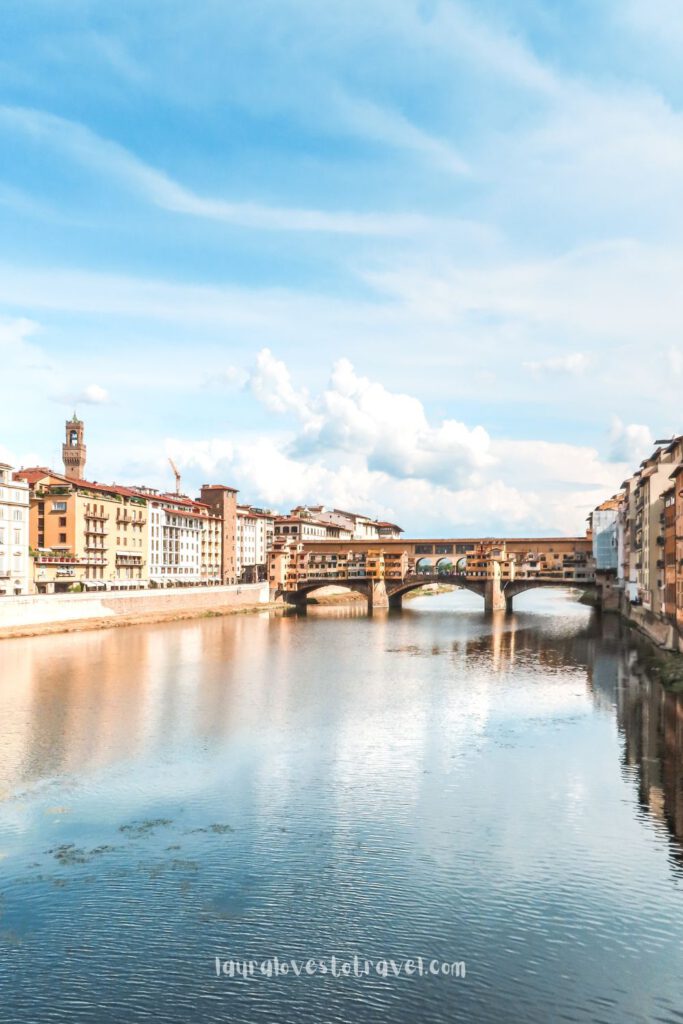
[168, 457, 181, 495]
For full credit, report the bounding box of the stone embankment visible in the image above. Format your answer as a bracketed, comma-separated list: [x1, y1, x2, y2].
[596, 577, 683, 658]
[0, 583, 271, 640]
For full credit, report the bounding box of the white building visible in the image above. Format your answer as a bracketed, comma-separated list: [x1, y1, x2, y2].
[237, 506, 275, 582]
[289, 505, 403, 539]
[0, 464, 30, 595]
[275, 515, 348, 542]
[139, 490, 221, 586]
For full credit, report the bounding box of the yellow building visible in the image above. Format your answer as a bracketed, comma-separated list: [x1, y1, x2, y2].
[16, 468, 149, 593]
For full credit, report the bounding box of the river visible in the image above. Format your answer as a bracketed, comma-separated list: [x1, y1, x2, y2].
[1, 589, 683, 1023]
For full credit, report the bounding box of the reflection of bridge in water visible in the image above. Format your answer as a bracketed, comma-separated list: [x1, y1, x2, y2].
[268, 536, 595, 613]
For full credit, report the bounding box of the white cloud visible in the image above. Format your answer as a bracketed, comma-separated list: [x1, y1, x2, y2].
[79, 384, 109, 404]
[50, 383, 110, 406]
[0, 315, 40, 350]
[608, 417, 653, 465]
[0, 317, 52, 376]
[523, 352, 589, 375]
[668, 347, 683, 375]
[150, 350, 626, 534]
[202, 366, 249, 390]
[618, 0, 683, 52]
[247, 348, 314, 418]
[248, 353, 494, 489]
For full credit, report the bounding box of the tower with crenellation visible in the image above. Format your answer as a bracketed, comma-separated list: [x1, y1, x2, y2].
[62, 413, 86, 480]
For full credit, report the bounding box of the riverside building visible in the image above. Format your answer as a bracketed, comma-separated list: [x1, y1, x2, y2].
[0, 464, 30, 596]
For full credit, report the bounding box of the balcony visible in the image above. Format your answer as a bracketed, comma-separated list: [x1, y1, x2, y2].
[84, 511, 109, 521]
[116, 512, 147, 526]
[35, 556, 79, 566]
[84, 526, 108, 536]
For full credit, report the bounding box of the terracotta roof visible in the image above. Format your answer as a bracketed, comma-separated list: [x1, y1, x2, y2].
[159, 507, 209, 520]
[594, 498, 621, 511]
[14, 467, 143, 499]
[276, 515, 331, 527]
[14, 467, 57, 485]
[68, 478, 146, 499]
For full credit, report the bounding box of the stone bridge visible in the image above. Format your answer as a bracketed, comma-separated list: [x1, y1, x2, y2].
[278, 572, 595, 614]
[269, 535, 594, 614]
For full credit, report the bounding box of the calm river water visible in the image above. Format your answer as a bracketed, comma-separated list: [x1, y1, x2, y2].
[1, 589, 683, 1024]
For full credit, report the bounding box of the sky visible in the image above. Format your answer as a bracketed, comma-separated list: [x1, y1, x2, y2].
[0, 0, 681, 536]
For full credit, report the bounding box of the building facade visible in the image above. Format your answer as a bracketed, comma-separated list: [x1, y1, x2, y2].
[138, 491, 221, 587]
[16, 468, 149, 592]
[236, 506, 275, 583]
[593, 435, 683, 647]
[199, 484, 238, 585]
[0, 464, 30, 596]
[670, 464, 683, 636]
[590, 498, 620, 572]
[289, 505, 403, 540]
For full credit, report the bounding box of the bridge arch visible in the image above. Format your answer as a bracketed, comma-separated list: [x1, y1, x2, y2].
[415, 557, 435, 574]
[285, 579, 372, 603]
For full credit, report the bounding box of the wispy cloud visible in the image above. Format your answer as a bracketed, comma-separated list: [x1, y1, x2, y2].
[524, 353, 589, 375]
[0, 105, 427, 236]
[49, 383, 110, 406]
[333, 90, 471, 176]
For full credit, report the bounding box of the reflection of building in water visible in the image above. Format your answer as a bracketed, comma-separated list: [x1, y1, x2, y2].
[463, 609, 599, 675]
[616, 650, 683, 865]
[585, 617, 625, 711]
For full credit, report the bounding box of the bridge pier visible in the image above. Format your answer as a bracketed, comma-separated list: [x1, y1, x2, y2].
[388, 591, 403, 610]
[484, 578, 508, 613]
[368, 579, 389, 613]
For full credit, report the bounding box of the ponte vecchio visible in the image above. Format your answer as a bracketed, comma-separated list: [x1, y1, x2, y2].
[267, 535, 595, 613]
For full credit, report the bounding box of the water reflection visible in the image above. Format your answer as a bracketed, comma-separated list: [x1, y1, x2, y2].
[1, 590, 683, 1024]
[616, 650, 683, 866]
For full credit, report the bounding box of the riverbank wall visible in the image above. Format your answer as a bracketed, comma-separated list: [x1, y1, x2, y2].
[0, 583, 270, 640]
[595, 573, 683, 654]
[618, 599, 682, 653]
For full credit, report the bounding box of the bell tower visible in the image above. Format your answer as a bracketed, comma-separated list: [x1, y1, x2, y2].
[62, 413, 86, 480]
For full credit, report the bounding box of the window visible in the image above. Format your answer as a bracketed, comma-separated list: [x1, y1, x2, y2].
[13, 530, 21, 545]
[59, 517, 67, 527]
[13, 509, 22, 521]
[415, 544, 434, 555]
[52, 502, 67, 512]
[59, 533, 67, 543]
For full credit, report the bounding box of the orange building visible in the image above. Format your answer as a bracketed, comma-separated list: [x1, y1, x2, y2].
[16, 467, 149, 593]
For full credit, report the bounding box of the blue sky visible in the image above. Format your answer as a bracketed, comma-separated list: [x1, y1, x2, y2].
[1, 0, 681, 534]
